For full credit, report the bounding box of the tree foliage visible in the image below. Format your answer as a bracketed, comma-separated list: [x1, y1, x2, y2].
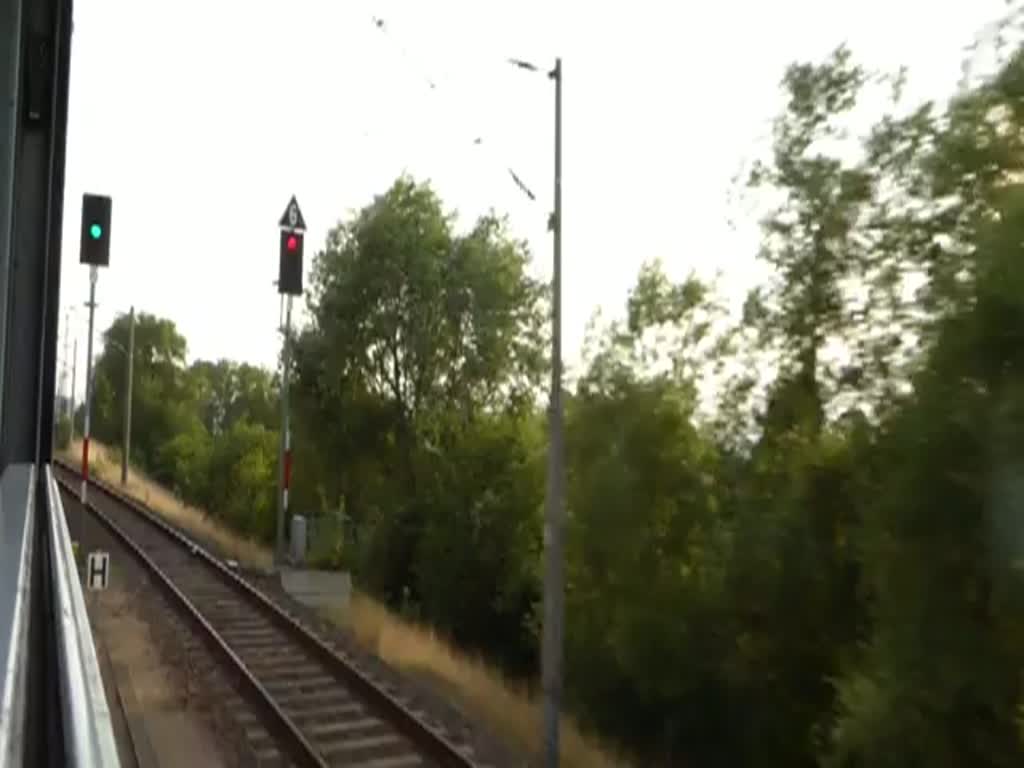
[289, 176, 547, 670]
[89, 315, 280, 543]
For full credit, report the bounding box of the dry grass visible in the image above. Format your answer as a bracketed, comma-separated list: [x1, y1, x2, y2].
[333, 593, 625, 768]
[62, 439, 272, 570]
[62, 439, 624, 767]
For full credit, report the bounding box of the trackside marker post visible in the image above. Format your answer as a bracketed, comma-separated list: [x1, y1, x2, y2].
[86, 551, 109, 590]
[283, 428, 292, 510]
[80, 434, 89, 499]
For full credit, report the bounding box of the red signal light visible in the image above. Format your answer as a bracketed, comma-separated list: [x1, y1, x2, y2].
[279, 229, 304, 295]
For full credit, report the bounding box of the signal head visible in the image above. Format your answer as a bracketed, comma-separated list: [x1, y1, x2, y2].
[80, 194, 112, 267]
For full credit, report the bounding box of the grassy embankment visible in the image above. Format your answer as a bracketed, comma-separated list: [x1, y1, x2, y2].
[61, 439, 622, 768]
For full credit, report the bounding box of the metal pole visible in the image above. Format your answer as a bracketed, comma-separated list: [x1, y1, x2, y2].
[541, 56, 564, 768]
[70, 336, 76, 442]
[121, 306, 134, 485]
[276, 294, 293, 566]
[58, 310, 69, 437]
[65, 312, 72, 418]
[52, 313, 66, 451]
[81, 265, 97, 503]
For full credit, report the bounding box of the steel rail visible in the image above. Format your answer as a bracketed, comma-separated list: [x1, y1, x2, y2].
[53, 467, 327, 768]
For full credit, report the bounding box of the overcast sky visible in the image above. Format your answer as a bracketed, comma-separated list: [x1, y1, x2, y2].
[57, 0, 1009, 400]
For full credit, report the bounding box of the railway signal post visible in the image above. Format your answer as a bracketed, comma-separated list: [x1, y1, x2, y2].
[276, 195, 305, 566]
[79, 193, 112, 506]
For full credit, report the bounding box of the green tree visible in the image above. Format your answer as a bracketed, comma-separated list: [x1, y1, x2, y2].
[412, 409, 545, 675]
[90, 311, 192, 475]
[157, 420, 213, 506]
[745, 46, 875, 422]
[825, 49, 1024, 766]
[294, 175, 546, 610]
[564, 264, 734, 763]
[709, 48, 882, 765]
[203, 420, 279, 541]
[189, 359, 277, 435]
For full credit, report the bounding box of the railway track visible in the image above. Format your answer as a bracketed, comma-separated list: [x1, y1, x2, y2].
[53, 462, 483, 768]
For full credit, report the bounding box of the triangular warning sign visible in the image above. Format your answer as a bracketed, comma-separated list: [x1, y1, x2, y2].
[278, 195, 307, 231]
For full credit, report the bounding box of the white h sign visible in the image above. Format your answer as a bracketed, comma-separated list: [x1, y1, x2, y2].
[86, 551, 109, 591]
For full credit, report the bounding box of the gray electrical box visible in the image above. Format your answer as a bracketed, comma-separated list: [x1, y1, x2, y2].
[290, 514, 307, 563]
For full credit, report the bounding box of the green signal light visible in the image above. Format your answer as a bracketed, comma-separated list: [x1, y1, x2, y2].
[89, 224, 102, 239]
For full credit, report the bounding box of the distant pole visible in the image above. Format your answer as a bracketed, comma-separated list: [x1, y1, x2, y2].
[63, 311, 69, 402]
[541, 56, 565, 768]
[276, 295, 293, 565]
[81, 266, 98, 503]
[121, 306, 135, 485]
[58, 311, 69, 443]
[70, 336, 77, 442]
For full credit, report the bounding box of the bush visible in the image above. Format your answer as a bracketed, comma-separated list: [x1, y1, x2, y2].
[305, 512, 349, 570]
[204, 420, 278, 543]
[155, 422, 212, 503]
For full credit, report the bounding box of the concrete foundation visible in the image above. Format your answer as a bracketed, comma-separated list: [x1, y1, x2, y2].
[279, 568, 351, 612]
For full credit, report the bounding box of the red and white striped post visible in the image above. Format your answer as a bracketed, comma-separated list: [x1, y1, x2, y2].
[79, 434, 89, 499]
[275, 294, 293, 565]
[283, 428, 292, 513]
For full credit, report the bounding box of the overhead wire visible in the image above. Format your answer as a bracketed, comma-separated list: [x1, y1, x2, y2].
[370, 15, 543, 206]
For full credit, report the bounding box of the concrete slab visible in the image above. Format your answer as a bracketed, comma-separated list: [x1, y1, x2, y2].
[280, 568, 351, 611]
